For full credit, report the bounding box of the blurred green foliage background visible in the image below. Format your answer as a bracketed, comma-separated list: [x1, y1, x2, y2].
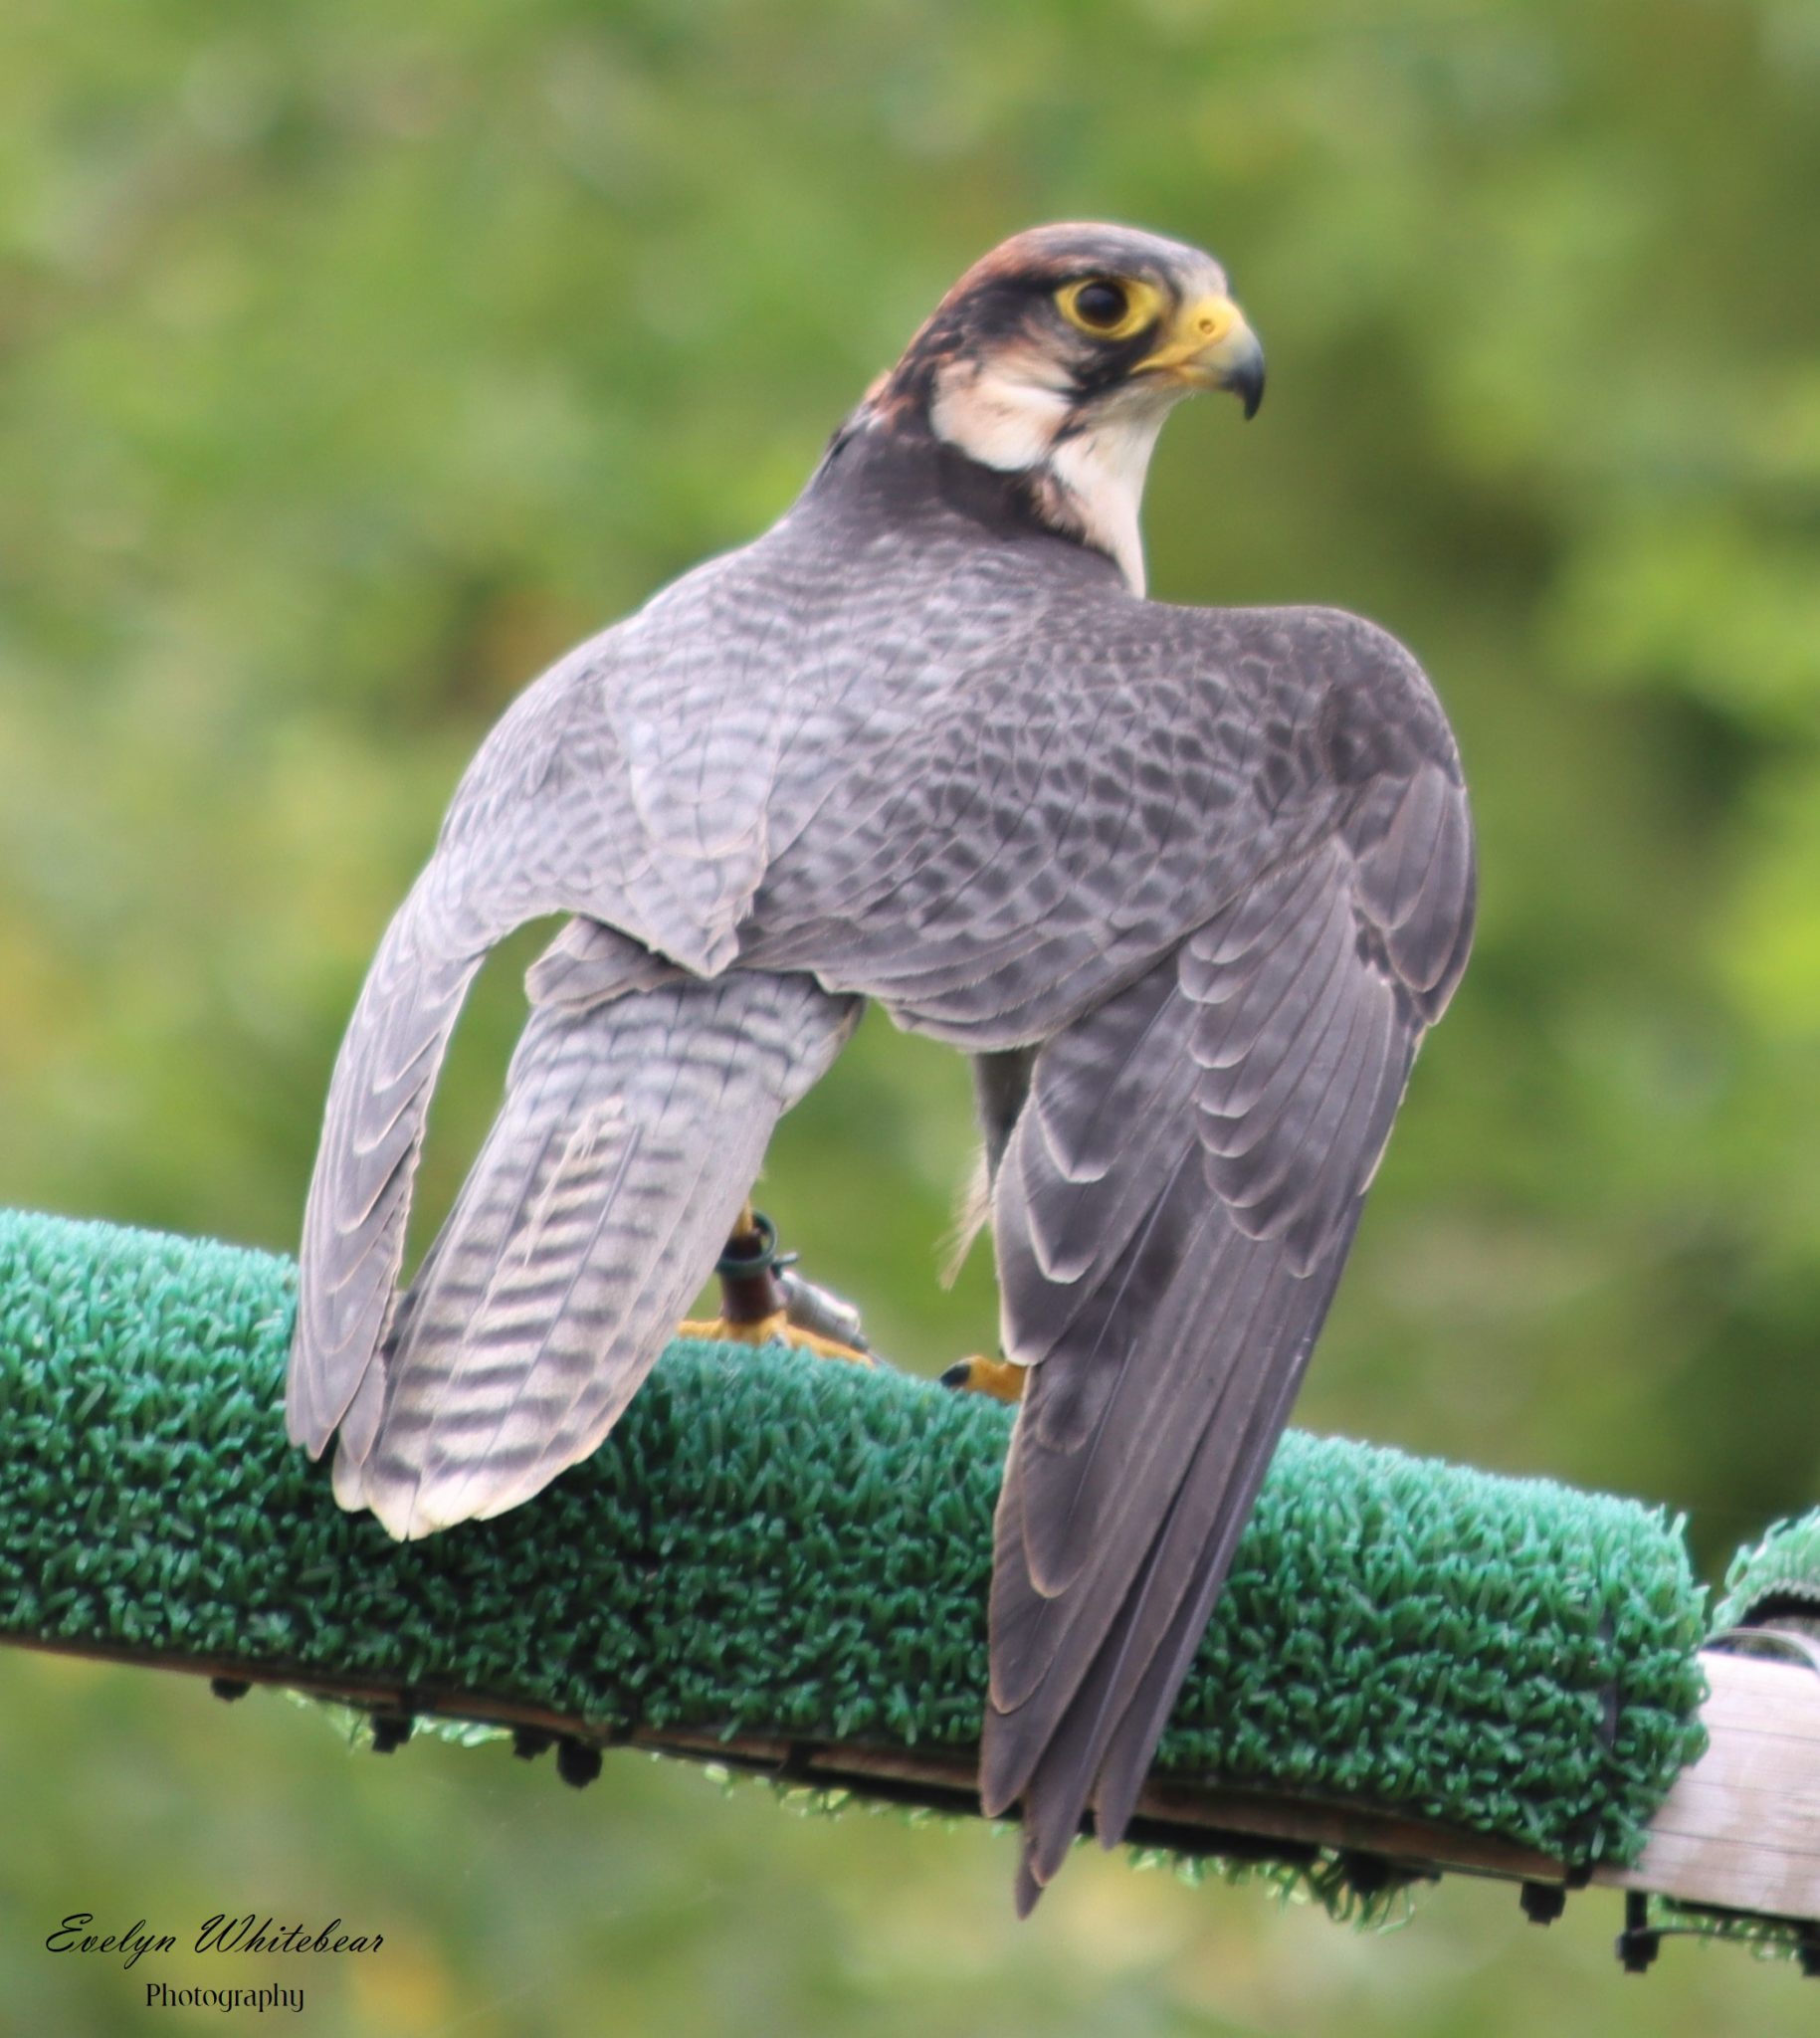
[3, 0, 1818, 2031]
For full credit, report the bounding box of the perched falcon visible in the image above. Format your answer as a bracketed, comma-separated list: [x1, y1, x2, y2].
[288, 223, 1475, 1911]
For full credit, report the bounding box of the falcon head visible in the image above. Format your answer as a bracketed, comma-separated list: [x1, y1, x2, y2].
[864, 223, 1265, 594]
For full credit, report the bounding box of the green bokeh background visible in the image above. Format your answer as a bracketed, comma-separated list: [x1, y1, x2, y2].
[3, 1, 1817, 2030]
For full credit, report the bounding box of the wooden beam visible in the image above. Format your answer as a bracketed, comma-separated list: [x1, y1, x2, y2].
[1593, 1648, 1820, 1919]
[12, 1633, 1820, 1925]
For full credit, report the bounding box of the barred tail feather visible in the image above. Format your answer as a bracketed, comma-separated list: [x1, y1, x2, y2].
[333, 967, 859, 1539]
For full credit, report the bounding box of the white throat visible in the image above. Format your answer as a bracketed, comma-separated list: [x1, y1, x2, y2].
[928, 354, 1181, 596]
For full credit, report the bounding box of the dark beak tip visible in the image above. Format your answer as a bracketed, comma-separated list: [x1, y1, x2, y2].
[1223, 332, 1266, 421]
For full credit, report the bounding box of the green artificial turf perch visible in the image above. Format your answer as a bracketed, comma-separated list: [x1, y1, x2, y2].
[1716, 1512, 1820, 1634]
[1, 1207, 1708, 1897]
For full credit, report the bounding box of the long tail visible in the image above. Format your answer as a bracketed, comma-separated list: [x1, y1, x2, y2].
[326, 961, 858, 1538]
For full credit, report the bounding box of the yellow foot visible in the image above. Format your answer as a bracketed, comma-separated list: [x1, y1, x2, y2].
[689, 1204, 875, 1366]
[678, 1314, 873, 1366]
[938, 1354, 1027, 1403]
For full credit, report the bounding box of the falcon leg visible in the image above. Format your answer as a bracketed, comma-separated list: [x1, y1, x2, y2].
[938, 1354, 1028, 1404]
[678, 1205, 873, 1366]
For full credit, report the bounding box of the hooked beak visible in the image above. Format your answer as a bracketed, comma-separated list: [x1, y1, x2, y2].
[1133, 295, 1266, 419]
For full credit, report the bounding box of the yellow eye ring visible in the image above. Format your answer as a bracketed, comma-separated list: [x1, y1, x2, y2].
[1055, 276, 1162, 343]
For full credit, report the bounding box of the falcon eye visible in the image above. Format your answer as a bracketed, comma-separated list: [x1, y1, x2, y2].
[1055, 276, 1159, 344]
[1072, 281, 1128, 328]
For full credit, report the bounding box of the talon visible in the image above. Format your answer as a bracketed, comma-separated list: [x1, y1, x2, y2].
[939, 1354, 1027, 1403]
[677, 1309, 873, 1366]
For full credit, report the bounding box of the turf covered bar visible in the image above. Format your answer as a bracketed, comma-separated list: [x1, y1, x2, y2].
[0, 1204, 1721, 1909]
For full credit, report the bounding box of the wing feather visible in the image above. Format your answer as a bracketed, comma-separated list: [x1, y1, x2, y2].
[289, 896, 485, 1458]
[980, 708, 1473, 1904]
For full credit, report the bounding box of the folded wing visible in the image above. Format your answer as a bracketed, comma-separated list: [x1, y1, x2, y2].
[982, 749, 1474, 1909]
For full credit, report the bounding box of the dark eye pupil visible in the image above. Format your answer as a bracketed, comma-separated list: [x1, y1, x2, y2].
[1074, 280, 1127, 329]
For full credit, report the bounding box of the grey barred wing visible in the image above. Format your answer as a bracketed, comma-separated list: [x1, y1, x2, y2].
[975, 622, 1474, 1905]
